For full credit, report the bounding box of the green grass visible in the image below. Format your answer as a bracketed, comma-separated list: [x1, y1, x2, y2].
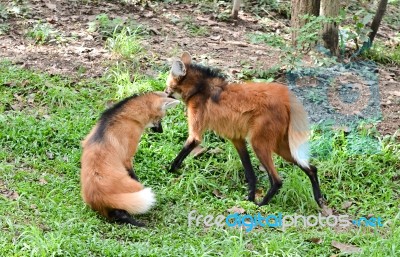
[1, 60, 399, 256]
[181, 16, 209, 37]
[106, 27, 145, 60]
[26, 21, 63, 45]
[247, 32, 286, 48]
[363, 40, 400, 65]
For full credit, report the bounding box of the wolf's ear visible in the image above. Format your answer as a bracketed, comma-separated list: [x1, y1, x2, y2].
[162, 98, 180, 110]
[181, 52, 192, 65]
[171, 60, 186, 79]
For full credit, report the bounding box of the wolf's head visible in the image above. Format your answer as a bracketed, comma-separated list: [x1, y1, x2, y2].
[165, 52, 226, 103]
[165, 52, 192, 100]
[145, 92, 180, 133]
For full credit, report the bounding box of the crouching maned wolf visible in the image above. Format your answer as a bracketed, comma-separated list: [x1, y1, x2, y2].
[165, 52, 325, 208]
[81, 92, 179, 226]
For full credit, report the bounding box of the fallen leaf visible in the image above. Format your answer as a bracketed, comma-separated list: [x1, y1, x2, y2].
[149, 28, 161, 35]
[209, 35, 222, 41]
[320, 205, 333, 217]
[307, 237, 323, 244]
[45, 2, 57, 11]
[190, 145, 207, 157]
[259, 165, 266, 172]
[227, 206, 245, 214]
[27, 93, 35, 104]
[212, 189, 225, 199]
[388, 91, 400, 97]
[341, 201, 353, 210]
[13, 93, 23, 102]
[143, 11, 154, 18]
[21, 80, 29, 87]
[332, 125, 351, 133]
[11, 103, 23, 111]
[0, 189, 19, 200]
[2, 81, 15, 87]
[208, 147, 223, 155]
[331, 241, 362, 254]
[9, 191, 19, 200]
[46, 151, 54, 160]
[255, 188, 264, 199]
[39, 178, 48, 185]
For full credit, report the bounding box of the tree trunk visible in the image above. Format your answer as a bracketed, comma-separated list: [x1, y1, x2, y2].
[320, 0, 339, 56]
[231, 0, 241, 19]
[369, 0, 388, 44]
[291, 0, 320, 46]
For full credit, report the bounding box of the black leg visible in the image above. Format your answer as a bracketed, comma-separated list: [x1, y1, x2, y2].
[257, 179, 283, 207]
[126, 167, 139, 181]
[169, 139, 199, 172]
[257, 159, 283, 207]
[250, 143, 283, 207]
[298, 164, 325, 207]
[232, 139, 257, 203]
[108, 209, 145, 227]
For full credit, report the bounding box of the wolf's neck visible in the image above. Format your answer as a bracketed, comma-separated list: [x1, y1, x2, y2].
[183, 77, 227, 103]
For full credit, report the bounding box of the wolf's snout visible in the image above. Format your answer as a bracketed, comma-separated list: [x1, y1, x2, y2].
[164, 89, 174, 98]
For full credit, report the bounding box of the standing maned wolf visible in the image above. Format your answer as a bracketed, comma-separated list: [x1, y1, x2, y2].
[165, 52, 325, 208]
[81, 92, 179, 226]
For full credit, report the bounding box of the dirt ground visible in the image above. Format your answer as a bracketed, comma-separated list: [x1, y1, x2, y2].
[0, 0, 399, 136]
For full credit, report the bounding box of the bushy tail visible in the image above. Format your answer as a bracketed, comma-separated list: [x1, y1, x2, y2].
[288, 92, 311, 169]
[105, 188, 156, 215]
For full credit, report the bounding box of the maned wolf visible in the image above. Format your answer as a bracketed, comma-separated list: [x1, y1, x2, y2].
[165, 52, 325, 208]
[81, 92, 179, 226]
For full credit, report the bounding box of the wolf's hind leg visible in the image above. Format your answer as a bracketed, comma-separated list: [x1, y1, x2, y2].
[108, 209, 145, 227]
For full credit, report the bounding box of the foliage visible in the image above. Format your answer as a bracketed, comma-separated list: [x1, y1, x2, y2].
[247, 32, 286, 47]
[339, 8, 373, 54]
[106, 26, 144, 60]
[363, 40, 400, 65]
[248, 14, 339, 76]
[88, 13, 147, 39]
[26, 22, 61, 44]
[181, 16, 209, 37]
[88, 13, 125, 37]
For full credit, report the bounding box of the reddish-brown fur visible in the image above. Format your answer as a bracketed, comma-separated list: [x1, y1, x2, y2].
[165, 52, 325, 208]
[81, 92, 179, 225]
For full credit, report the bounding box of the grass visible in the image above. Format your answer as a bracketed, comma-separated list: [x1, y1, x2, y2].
[181, 16, 209, 37]
[247, 32, 286, 48]
[0, 58, 399, 256]
[26, 22, 60, 45]
[106, 27, 144, 60]
[1, 0, 400, 255]
[363, 40, 400, 65]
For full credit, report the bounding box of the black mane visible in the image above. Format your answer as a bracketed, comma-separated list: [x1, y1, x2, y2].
[184, 63, 227, 103]
[190, 63, 227, 80]
[89, 94, 139, 143]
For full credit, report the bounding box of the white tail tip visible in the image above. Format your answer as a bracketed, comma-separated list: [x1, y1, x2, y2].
[129, 187, 156, 214]
[292, 142, 310, 169]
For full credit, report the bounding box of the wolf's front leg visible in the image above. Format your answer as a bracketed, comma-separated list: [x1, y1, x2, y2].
[169, 138, 200, 172]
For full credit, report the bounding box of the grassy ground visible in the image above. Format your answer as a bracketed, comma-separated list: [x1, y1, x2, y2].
[0, 58, 399, 256]
[0, 1, 399, 255]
